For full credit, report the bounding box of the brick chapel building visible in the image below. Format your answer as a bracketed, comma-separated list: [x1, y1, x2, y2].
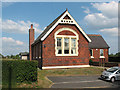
[29, 9, 109, 69]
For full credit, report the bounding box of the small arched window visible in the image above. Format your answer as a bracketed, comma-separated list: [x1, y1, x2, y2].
[55, 28, 79, 56]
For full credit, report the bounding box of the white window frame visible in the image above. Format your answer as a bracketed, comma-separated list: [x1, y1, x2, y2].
[56, 38, 62, 55]
[100, 49, 105, 58]
[90, 49, 94, 58]
[55, 28, 79, 56]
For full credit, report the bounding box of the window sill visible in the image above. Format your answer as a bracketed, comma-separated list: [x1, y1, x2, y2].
[91, 56, 94, 58]
[100, 56, 105, 58]
[56, 54, 78, 56]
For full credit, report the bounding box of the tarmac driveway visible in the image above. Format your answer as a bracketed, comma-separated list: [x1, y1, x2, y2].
[47, 75, 120, 88]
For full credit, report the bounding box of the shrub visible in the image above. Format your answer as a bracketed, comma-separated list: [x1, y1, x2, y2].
[92, 62, 99, 66]
[105, 62, 119, 67]
[109, 57, 120, 62]
[2, 60, 38, 87]
[89, 59, 93, 65]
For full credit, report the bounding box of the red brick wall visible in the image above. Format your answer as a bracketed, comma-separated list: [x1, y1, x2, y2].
[42, 24, 90, 67]
[104, 49, 109, 62]
[90, 49, 109, 62]
[32, 42, 42, 60]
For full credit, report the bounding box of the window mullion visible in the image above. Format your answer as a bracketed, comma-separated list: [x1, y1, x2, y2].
[76, 38, 78, 55]
[62, 37, 64, 55]
[69, 37, 71, 55]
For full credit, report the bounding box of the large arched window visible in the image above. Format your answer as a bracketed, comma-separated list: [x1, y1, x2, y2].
[55, 28, 79, 56]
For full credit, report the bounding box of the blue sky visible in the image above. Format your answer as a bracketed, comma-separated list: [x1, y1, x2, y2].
[1, 1, 118, 55]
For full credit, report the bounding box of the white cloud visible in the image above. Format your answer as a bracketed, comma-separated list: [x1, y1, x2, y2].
[2, 37, 24, 45]
[81, 6, 90, 14]
[99, 27, 118, 36]
[92, 1, 118, 18]
[16, 40, 23, 45]
[2, 37, 28, 55]
[106, 37, 118, 54]
[82, 1, 118, 54]
[84, 13, 118, 29]
[2, 19, 42, 34]
[84, 1, 118, 36]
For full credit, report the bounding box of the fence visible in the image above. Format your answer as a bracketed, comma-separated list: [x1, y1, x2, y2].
[109, 57, 120, 62]
[92, 62, 120, 67]
[91, 57, 120, 67]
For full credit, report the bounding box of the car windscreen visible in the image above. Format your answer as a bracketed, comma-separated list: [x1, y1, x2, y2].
[107, 68, 118, 73]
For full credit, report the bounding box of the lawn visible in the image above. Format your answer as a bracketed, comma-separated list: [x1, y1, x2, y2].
[17, 66, 105, 88]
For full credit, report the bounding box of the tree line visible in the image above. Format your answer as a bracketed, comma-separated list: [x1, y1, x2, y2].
[0, 53, 20, 59]
[109, 52, 120, 57]
[1, 52, 120, 60]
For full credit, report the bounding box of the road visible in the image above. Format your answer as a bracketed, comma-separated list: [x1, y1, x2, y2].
[47, 75, 120, 89]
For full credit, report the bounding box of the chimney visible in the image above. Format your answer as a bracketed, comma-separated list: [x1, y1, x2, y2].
[29, 24, 34, 61]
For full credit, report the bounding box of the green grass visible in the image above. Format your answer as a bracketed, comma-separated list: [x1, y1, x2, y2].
[17, 66, 105, 88]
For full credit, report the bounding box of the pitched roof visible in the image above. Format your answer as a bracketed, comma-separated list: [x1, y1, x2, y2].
[34, 10, 67, 44]
[87, 34, 109, 49]
[32, 9, 91, 44]
[19, 52, 29, 56]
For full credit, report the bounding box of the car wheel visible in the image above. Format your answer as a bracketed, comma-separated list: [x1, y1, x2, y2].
[111, 77, 115, 82]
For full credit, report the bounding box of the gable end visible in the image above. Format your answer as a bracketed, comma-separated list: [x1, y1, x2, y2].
[34, 9, 91, 44]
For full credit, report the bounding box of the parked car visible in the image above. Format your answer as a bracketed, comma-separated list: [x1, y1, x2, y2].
[101, 67, 120, 82]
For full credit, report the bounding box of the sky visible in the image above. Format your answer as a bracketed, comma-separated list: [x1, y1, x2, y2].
[1, 1, 119, 56]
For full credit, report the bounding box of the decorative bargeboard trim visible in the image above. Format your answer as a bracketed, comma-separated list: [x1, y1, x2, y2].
[41, 10, 91, 42]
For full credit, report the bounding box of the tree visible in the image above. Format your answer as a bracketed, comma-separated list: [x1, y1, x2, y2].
[109, 52, 120, 57]
[6, 55, 10, 58]
[109, 53, 115, 57]
[7, 54, 20, 59]
[115, 52, 120, 57]
[0, 53, 4, 58]
[10, 55, 14, 58]
[15, 54, 20, 59]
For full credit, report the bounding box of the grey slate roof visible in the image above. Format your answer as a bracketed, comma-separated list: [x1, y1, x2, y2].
[87, 34, 109, 49]
[33, 9, 67, 44]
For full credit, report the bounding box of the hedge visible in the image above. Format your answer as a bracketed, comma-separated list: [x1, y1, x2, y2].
[109, 57, 120, 62]
[2, 60, 38, 87]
